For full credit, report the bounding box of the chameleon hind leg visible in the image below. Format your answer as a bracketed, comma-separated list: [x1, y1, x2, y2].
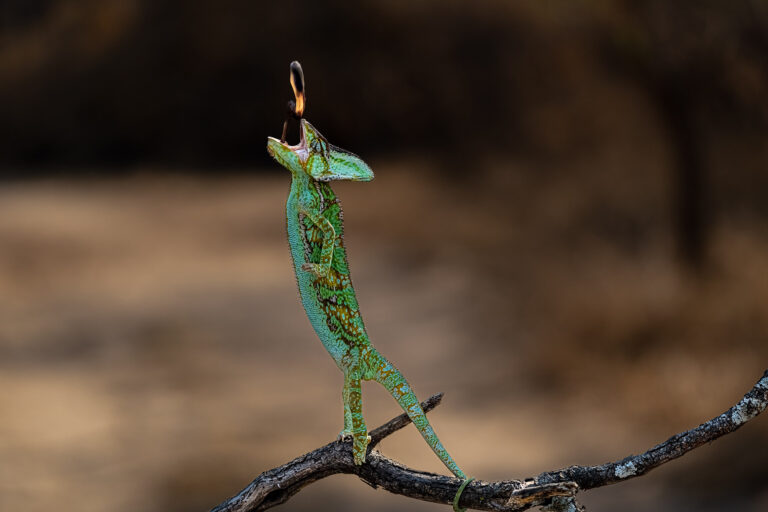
[339, 372, 354, 438]
[343, 369, 370, 464]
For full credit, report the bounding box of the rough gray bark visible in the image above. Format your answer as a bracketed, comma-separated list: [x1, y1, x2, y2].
[211, 370, 768, 512]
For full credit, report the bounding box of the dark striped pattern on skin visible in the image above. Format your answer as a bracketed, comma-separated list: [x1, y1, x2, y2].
[300, 182, 367, 347]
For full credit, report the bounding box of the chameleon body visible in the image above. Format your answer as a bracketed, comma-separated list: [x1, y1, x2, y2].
[267, 119, 466, 480]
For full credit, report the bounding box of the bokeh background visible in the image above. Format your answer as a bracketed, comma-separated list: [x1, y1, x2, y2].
[1, 1, 767, 511]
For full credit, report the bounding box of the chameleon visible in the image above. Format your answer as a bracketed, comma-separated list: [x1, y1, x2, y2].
[266, 62, 472, 510]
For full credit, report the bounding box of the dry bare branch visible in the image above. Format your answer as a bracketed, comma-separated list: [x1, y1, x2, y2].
[210, 369, 768, 512]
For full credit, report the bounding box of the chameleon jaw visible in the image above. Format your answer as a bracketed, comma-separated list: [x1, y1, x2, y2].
[267, 124, 310, 168]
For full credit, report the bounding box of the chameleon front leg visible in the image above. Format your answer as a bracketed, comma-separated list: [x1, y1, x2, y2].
[344, 370, 370, 465]
[300, 207, 336, 279]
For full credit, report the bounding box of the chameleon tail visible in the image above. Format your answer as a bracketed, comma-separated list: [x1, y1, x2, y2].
[368, 349, 467, 479]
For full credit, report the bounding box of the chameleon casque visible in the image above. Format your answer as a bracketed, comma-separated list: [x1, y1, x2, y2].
[266, 62, 470, 508]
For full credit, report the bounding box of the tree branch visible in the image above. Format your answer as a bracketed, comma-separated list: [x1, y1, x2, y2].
[210, 370, 768, 512]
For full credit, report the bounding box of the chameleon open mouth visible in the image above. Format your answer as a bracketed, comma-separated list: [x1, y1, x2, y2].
[267, 120, 311, 169]
[268, 120, 309, 154]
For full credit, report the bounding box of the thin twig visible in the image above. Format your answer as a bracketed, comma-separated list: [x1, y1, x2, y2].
[210, 370, 768, 512]
[535, 368, 768, 489]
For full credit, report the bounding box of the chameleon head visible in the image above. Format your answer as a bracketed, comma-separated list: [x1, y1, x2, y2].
[267, 119, 374, 182]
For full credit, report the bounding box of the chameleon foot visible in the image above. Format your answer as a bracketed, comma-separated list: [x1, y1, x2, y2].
[352, 433, 371, 465]
[452, 477, 474, 512]
[337, 429, 354, 442]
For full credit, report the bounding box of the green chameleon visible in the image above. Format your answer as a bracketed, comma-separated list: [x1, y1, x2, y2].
[266, 63, 472, 511]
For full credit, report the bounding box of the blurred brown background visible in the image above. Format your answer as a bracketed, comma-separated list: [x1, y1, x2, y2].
[1, 1, 767, 511]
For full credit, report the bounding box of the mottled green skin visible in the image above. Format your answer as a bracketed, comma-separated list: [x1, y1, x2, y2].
[267, 120, 466, 479]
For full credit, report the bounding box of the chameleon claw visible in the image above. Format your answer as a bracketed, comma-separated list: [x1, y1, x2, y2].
[452, 477, 474, 512]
